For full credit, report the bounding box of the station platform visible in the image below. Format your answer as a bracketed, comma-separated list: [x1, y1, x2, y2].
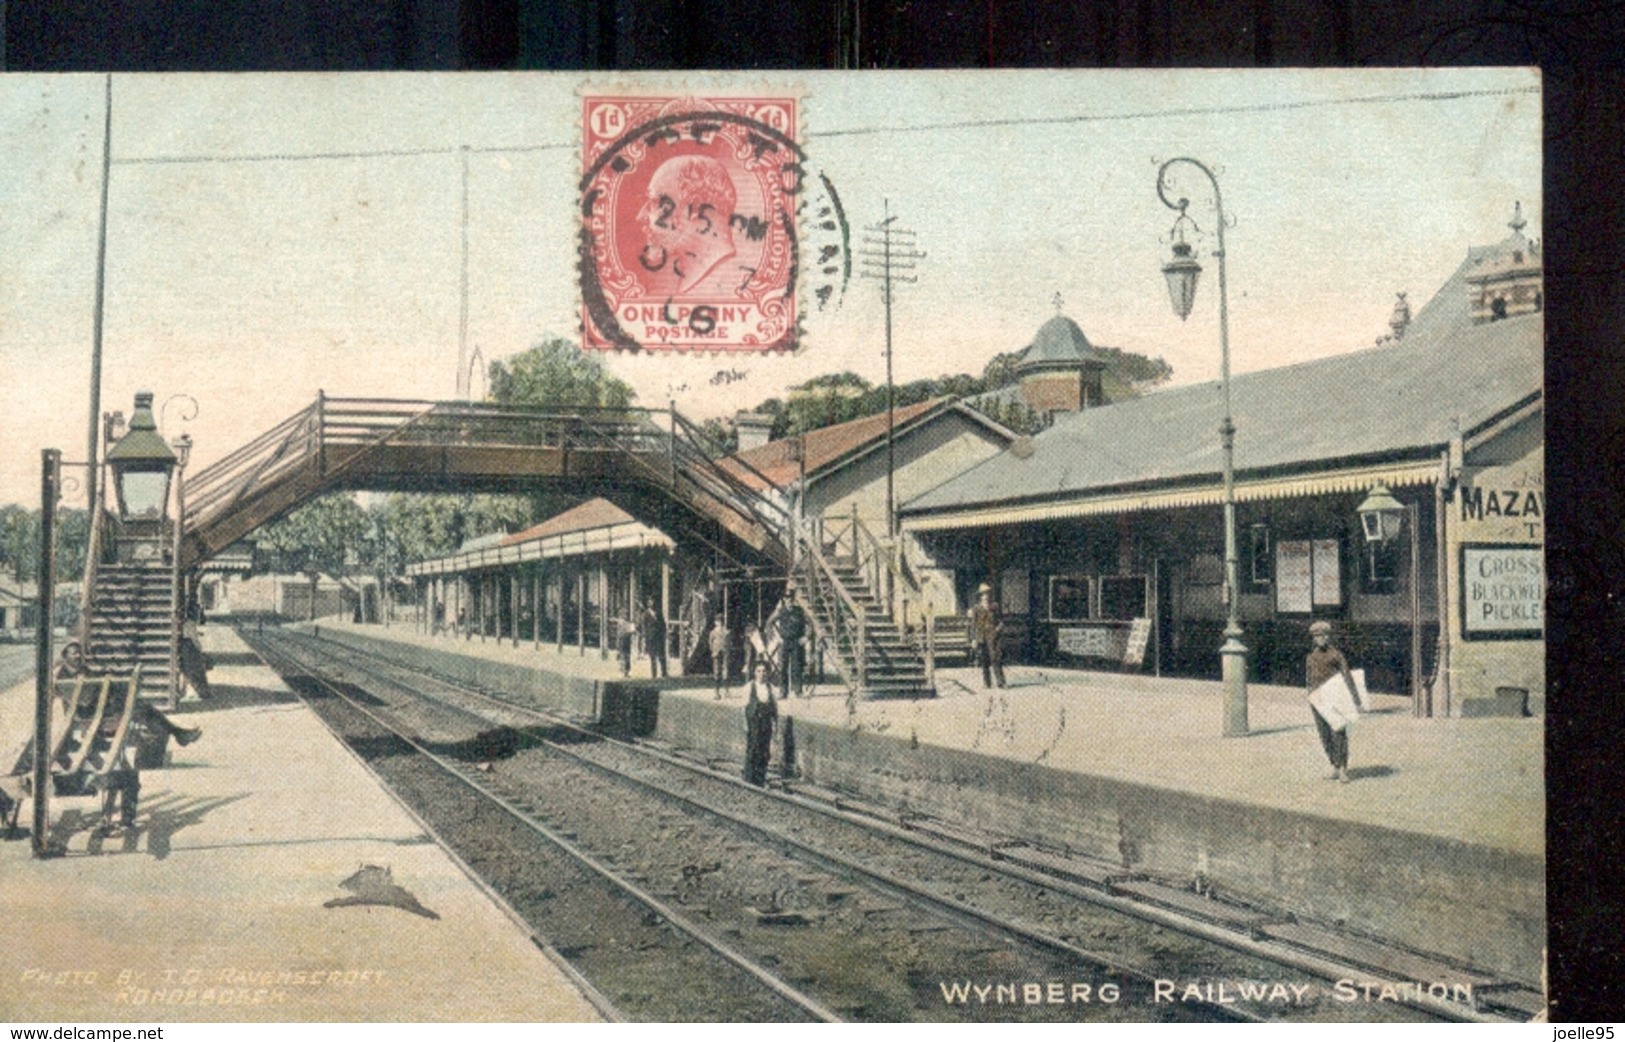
[316, 619, 1542, 855]
[0, 626, 605, 1023]
[310, 618, 1546, 987]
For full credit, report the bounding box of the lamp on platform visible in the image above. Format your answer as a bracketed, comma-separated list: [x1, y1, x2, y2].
[1161, 228, 1202, 322]
[106, 392, 178, 523]
[1355, 483, 1405, 544]
[1157, 156, 1249, 737]
[1356, 482, 1426, 712]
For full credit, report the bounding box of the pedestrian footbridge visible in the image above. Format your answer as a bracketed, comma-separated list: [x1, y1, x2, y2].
[179, 396, 792, 574]
[164, 395, 935, 699]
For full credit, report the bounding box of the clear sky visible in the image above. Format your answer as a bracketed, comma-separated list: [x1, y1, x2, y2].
[0, 68, 1539, 509]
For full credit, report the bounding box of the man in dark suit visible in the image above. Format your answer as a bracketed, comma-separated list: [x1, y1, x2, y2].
[969, 583, 1006, 689]
[641, 599, 668, 678]
[775, 587, 809, 698]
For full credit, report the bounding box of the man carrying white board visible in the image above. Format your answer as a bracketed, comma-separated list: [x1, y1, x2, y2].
[1305, 620, 1362, 784]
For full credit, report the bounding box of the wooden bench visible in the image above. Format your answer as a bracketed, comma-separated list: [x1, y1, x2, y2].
[0, 669, 144, 828]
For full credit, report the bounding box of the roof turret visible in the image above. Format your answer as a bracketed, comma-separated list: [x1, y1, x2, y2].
[1016, 313, 1104, 373]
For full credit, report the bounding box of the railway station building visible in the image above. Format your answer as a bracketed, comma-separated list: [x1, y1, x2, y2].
[720, 396, 1015, 621]
[404, 497, 688, 660]
[899, 210, 1544, 714]
[396, 398, 1015, 670]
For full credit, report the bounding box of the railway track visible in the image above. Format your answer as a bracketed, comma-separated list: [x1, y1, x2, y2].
[245, 626, 1541, 1023]
[246, 628, 833, 1022]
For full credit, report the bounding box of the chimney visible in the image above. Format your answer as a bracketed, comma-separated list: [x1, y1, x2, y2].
[734, 412, 775, 451]
[1388, 292, 1411, 340]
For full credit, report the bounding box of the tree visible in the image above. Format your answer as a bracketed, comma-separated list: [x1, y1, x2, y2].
[254, 493, 373, 620]
[1094, 345, 1174, 399]
[0, 505, 39, 583]
[483, 336, 638, 520]
[374, 492, 535, 566]
[488, 337, 636, 411]
[783, 372, 875, 436]
[697, 418, 739, 455]
[980, 350, 1023, 391]
[0, 505, 89, 583]
[55, 509, 90, 583]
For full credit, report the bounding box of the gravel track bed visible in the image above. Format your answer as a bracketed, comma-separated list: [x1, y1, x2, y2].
[254, 644, 817, 1022]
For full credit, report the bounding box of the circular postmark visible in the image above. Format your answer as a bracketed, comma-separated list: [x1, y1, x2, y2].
[579, 94, 847, 353]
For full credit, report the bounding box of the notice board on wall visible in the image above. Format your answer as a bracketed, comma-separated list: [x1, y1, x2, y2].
[1276, 540, 1313, 613]
[1276, 539, 1342, 613]
[1057, 626, 1120, 660]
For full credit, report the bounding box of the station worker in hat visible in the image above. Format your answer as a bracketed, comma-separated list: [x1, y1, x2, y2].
[969, 582, 1007, 689]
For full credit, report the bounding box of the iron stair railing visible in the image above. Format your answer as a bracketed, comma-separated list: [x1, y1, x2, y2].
[794, 528, 867, 697]
[842, 510, 936, 688]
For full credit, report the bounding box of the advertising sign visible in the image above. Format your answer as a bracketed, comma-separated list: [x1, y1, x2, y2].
[1461, 543, 1544, 640]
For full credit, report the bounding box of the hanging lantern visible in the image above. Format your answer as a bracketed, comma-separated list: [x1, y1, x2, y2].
[1356, 483, 1406, 543]
[1162, 238, 1202, 321]
[106, 392, 178, 523]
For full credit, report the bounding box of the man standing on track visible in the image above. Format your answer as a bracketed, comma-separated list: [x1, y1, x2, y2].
[743, 662, 777, 786]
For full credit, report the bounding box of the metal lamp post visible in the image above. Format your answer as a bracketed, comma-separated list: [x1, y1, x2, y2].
[1357, 483, 1425, 715]
[167, 433, 192, 707]
[1157, 157, 1249, 737]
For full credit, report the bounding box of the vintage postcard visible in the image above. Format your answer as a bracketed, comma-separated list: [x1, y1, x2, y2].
[0, 69, 1543, 1025]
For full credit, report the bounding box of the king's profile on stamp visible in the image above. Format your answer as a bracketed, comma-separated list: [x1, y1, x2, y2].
[580, 93, 805, 352]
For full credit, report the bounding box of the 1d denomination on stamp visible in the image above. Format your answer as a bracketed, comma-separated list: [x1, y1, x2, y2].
[580, 93, 805, 353]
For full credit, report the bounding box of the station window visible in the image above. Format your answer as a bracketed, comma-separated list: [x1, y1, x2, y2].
[1098, 575, 1148, 621]
[1364, 538, 1400, 594]
[1048, 575, 1092, 622]
[1049, 574, 1149, 621]
[1247, 523, 1272, 588]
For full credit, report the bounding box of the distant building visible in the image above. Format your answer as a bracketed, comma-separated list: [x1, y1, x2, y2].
[199, 571, 362, 621]
[405, 497, 683, 656]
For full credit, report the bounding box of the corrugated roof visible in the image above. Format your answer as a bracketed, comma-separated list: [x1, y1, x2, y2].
[458, 531, 508, 552]
[904, 295, 1540, 517]
[499, 498, 636, 545]
[720, 397, 951, 489]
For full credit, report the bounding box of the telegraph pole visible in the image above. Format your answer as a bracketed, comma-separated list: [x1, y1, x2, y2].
[33, 450, 60, 857]
[858, 201, 924, 536]
[456, 145, 471, 399]
[86, 75, 113, 516]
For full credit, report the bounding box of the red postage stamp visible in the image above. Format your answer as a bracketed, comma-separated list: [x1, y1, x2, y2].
[580, 93, 802, 353]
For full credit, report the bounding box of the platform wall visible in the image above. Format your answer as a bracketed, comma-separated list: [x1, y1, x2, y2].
[308, 625, 603, 720]
[655, 694, 1542, 984]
